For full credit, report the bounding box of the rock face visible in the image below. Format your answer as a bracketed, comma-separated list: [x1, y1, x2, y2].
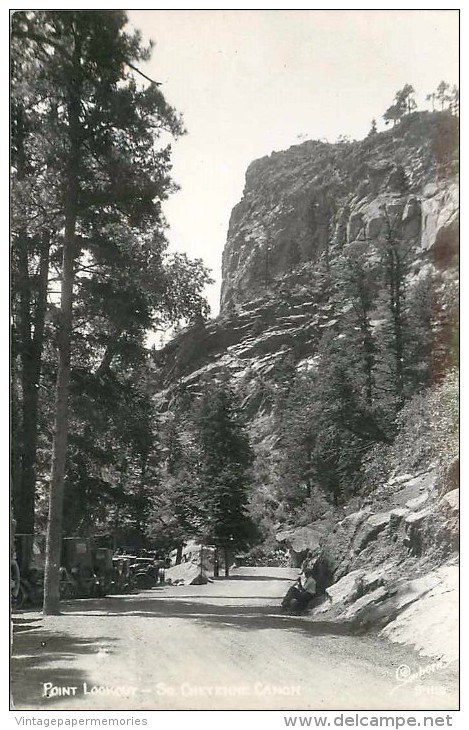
[153, 112, 458, 411]
[220, 112, 458, 311]
[308, 476, 459, 661]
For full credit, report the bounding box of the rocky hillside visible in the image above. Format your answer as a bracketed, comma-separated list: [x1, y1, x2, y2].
[153, 111, 457, 409]
[151, 111, 459, 661]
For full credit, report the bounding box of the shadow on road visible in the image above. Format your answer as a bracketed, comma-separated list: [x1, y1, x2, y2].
[11, 620, 117, 709]
[62, 595, 350, 636]
[215, 575, 294, 582]
[11, 616, 44, 634]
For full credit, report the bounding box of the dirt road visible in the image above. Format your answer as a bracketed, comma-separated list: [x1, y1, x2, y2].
[11, 567, 458, 711]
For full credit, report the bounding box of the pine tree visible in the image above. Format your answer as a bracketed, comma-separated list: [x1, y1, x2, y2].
[367, 118, 378, 137]
[11, 11, 210, 613]
[395, 84, 417, 115]
[192, 376, 255, 557]
[449, 85, 459, 117]
[383, 84, 416, 126]
[426, 92, 436, 112]
[436, 81, 451, 110]
[376, 206, 413, 413]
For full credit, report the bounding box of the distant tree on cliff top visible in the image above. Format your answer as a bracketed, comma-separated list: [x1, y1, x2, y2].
[449, 85, 459, 116]
[396, 84, 417, 115]
[426, 82, 458, 115]
[383, 84, 417, 126]
[367, 118, 378, 137]
[426, 92, 437, 112]
[436, 81, 451, 110]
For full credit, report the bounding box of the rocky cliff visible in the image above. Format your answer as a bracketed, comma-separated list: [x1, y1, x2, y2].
[151, 111, 459, 662]
[220, 112, 457, 311]
[153, 112, 458, 409]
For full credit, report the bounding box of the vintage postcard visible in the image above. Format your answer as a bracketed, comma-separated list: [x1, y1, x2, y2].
[10, 8, 459, 717]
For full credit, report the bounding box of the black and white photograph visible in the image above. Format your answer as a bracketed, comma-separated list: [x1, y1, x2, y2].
[9, 8, 459, 716]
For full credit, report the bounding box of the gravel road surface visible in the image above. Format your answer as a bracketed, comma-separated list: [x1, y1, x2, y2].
[11, 567, 458, 711]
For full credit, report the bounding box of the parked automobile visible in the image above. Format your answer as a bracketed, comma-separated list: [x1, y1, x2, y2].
[62, 537, 98, 598]
[130, 556, 157, 590]
[92, 547, 114, 596]
[12, 534, 46, 608]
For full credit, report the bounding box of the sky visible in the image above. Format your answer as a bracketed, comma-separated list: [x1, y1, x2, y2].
[128, 11, 457, 317]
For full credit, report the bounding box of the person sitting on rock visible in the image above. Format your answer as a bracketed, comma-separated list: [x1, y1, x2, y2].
[281, 567, 316, 613]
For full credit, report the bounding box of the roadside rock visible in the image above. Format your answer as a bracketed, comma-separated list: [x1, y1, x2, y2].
[325, 569, 365, 605]
[421, 489, 459, 557]
[165, 541, 215, 585]
[353, 512, 392, 552]
[341, 587, 389, 623]
[338, 568, 446, 632]
[404, 507, 434, 556]
[381, 566, 458, 663]
[405, 492, 429, 510]
[276, 524, 324, 566]
[165, 562, 208, 586]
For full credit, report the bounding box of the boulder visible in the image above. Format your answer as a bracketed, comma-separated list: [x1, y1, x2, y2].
[405, 506, 433, 527]
[387, 473, 415, 487]
[353, 512, 392, 552]
[361, 563, 394, 592]
[341, 570, 443, 630]
[365, 216, 383, 239]
[324, 562, 394, 613]
[404, 506, 433, 555]
[325, 569, 365, 605]
[276, 524, 324, 567]
[440, 488, 459, 512]
[340, 509, 371, 531]
[389, 508, 409, 532]
[341, 586, 389, 623]
[276, 525, 323, 554]
[422, 488, 459, 556]
[405, 492, 429, 510]
[165, 562, 208, 586]
[382, 566, 458, 663]
[404, 471, 438, 493]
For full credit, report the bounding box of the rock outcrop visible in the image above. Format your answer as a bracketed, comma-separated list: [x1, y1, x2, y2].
[306, 479, 459, 661]
[153, 112, 458, 417]
[221, 114, 458, 311]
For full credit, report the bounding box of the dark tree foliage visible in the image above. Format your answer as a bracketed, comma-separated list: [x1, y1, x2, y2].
[271, 190, 444, 519]
[383, 84, 416, 126]
[152, 375, 256, 550]
[10, 10, 212, 611]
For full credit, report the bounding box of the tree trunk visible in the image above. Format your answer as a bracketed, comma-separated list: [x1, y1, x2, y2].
[389, 245, 405, 409]
[384, 213, 406, 413]
[43, 37, 82, 615]
[16, 235, 50, 535]
[135, 451, 148, 544]
[224, 546, 229, 577]
[43, 217, 76, 614]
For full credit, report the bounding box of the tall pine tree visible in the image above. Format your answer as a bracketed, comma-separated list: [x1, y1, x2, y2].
[11, 11, 210, 613]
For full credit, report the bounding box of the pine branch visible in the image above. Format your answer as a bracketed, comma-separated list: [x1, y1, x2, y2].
[127, 62, 162, 86]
